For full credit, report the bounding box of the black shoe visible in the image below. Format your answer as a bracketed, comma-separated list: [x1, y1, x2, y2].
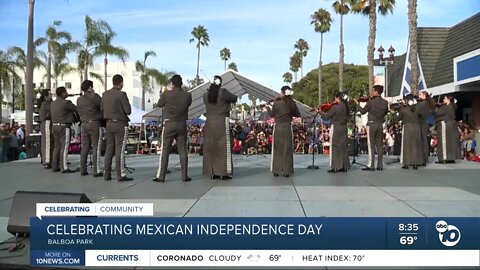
[80, 172, 88, 176]
[435, 160, 447, 164]
[210, 175, 220, 179]
[376, 167, 383, 171]
[447, 160, 456, 164]
[119, 176, 133, 181]
[402, 165, 409, 169]
[362, 167, 375, 171]
[413, 165, 418, 170]
[93, 172, 104, 177]
[52, 169, 60, 172]
[220, 175, 232, 180]
[327, 169, 338, 173]
[104, 176, 112, 181]
[284, 174, 290, 178]
[166, 169, 171, 174]
[44, 164, 51, 169]
[183, 177, 192, 182]
[338, 168, 347, 172]
[62, 169, 76, 174]
[273, 173, 279, 177]
[152, 178, 164, 182]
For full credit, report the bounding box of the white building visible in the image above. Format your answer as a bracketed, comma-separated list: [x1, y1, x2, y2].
[1, 61, 162, 123]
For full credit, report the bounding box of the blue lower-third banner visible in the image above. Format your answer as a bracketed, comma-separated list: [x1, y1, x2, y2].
[30, 217, 480, 250]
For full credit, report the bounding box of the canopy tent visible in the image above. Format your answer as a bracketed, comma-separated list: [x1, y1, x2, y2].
[9, 110, 38, 125]
[130, 106, 147, 125]
[143, 70, 314, 121]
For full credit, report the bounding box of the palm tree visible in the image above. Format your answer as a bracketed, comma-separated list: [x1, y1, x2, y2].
[311, 8, 333, 105]
[78, 15, 113, 81]
[220, 47, 231, 71]
[228, 62, 238, 72]
[282, 72, 293, 84]
[94, 31, 129, 92]
[0, 47, 24, 121]
[189, 25, 210, 85]
[136, 50, 156, 110]
[408, 0, 418, 95]
[248, 94, 257, 118]
[332, 0, 351, 92]
[351, 0, 395, 94]
[25, 0, 35, 136]
[34, 20, 73, 91]
[294, 38, 310, 79]
[289, 52, 302, 82]
[135, 50, 169, 110]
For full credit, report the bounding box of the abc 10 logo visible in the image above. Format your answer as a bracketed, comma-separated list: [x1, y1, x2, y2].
[435, 220, 461, 247]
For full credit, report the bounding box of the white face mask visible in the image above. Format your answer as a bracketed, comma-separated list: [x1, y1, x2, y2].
[167, 82, 173, 90]
[214, 78, 222, 86]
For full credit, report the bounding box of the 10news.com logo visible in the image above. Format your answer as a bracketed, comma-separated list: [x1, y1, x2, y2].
[435, 220, 461, 247]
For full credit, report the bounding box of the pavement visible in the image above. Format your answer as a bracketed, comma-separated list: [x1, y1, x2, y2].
[0, 153, 479, 219]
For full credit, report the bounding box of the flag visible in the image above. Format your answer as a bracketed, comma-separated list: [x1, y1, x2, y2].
[400, 42, 427, 96]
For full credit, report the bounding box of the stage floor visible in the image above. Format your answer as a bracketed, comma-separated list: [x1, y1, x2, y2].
[0, 153, 479, 219]
[0, 154, 479, 269]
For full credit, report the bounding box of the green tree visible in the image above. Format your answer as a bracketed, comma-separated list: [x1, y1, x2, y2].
[293, 63, 368, 107]
[0, 47, 24, 120]
[189, 25, 210, 85]
[351, 0, 395, 94]
[220, 47, 231, 71]
[135, 50, 169, 110]
[227, 62, 238, 72]
[311, 8, 333, 105]
[294, 38, 310, 79]
[282, 72, 293, 84]
[77, 15, 113, 81]
[332, 0, 352, 93]
[289, 52, 302, 82]
[34, 20, 73, 91]
[408, 0, 419, 94]
[95, 31, 129, 92]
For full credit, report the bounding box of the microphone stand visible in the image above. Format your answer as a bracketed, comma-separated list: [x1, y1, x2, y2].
[307, 112, 320, 170]
[349, 105, 367, 169]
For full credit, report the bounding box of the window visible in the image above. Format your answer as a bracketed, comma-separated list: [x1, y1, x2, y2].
[65, 82, 72, 89]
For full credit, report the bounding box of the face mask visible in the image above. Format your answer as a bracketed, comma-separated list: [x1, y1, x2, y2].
[214, 78, 222, 86]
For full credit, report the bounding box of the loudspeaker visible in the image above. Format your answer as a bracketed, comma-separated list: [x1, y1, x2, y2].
[7, 191, 91, 236]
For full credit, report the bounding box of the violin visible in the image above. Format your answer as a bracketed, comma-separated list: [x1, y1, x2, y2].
[310, 101, 339, 112]
[357, 96, 372, 102]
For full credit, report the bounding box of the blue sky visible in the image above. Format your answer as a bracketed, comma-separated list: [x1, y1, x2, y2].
[1, 0, 479, 90]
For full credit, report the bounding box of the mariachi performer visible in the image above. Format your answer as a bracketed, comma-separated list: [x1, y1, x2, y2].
[317, 92, 349, 173]
[434, 95, 460, 164]
[153, 75, 192, 183]
[267, 86, 301, 177]
[51, 86, 78, 173]
[417, 90, 435, 165]
[77, 80, 104, 177]
[356, 85, 389, 171]
[398, 94, 423, 169]
[38, 89, 53, 169]
[203, 75, 238, 179]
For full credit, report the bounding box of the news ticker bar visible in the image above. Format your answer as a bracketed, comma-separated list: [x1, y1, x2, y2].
[31, 250, 480, 267]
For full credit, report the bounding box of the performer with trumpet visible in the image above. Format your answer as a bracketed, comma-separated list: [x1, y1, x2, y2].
[397, 94, 423, 169]
[265, 86, 301, 177]
[355, 85, 389, 171]
[153, 75, 192, 182]
[313, 92, 349, 173]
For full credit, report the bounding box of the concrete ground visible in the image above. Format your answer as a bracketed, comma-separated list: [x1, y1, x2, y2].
[0, 153, 478, 269]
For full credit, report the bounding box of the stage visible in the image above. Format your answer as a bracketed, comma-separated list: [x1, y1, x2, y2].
[0, 153, 479, 269]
